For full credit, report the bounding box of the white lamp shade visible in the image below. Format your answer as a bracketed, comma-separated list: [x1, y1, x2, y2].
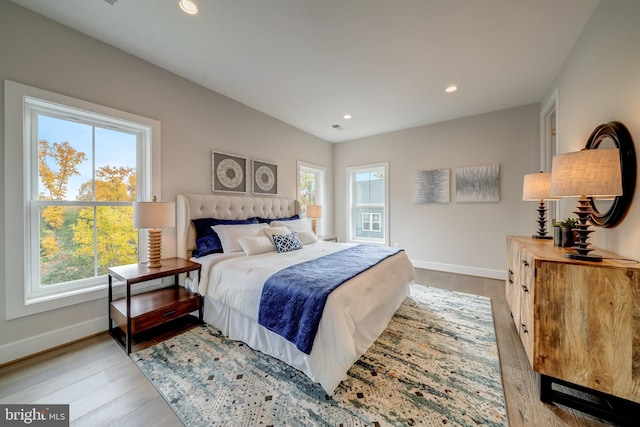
[306, 205, 322, 218]
[133, 201, 176, 229]
[551, 148, 622, 197]
[522, 172, 559, 201]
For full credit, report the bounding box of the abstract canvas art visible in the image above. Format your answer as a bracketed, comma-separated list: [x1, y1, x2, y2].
[212, 151, 247, 193]
[456, 164, 500, 202]
[414, 169, 450, 203]
[252, 159, 278, 195]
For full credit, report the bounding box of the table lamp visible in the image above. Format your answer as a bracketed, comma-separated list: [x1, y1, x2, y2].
[306, 205, 322, 234]
[550, 148, 622, 261]
[522, 171, 560, 239]
[133, 196, 176, 268]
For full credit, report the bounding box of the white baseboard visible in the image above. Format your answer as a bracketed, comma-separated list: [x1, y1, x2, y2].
[0, 316, 107, 365]
[411, 259, 505, 281]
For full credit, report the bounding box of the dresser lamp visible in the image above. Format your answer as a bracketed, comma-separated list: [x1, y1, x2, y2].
[522, 171, 560, 239]
[306, 205, 322, 235]
[550, 148, 622, 261]
[133, 196, 176, 268]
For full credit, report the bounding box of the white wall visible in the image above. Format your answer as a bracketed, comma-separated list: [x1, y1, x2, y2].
[4, 0, 639, 364]
[541, 0, 640, 259]
[334, 104, 540, 279]
[0, 1, 332, 362]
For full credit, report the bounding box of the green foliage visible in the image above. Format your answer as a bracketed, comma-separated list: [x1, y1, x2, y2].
[38, 140, 138, 286]
[552, 217, 579, 227]
[299, 170, 316, 211]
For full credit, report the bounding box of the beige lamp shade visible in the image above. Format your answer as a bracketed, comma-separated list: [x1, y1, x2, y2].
[306, 205, 322, 218]
[551, 148, 622, 197]
[522, 172, 559, 201]
[133, 200, 176, 229]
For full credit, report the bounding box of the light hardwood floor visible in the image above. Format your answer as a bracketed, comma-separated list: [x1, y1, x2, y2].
[0, 269, 614, 426]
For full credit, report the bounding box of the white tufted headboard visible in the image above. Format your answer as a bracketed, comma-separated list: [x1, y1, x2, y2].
[176, 193, 301, 259]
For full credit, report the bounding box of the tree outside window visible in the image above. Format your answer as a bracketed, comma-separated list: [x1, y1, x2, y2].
[35, 114, 139, 288]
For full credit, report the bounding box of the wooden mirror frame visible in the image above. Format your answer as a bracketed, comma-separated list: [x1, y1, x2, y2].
[585, 121, 636, 228]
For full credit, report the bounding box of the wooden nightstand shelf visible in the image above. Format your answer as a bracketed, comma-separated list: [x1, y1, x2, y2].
[108, 257, 202, 354]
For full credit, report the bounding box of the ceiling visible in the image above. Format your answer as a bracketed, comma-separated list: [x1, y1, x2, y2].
[10, 0, 599, 143]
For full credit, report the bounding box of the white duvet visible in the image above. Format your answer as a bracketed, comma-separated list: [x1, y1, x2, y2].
[190, 241, 416, 394]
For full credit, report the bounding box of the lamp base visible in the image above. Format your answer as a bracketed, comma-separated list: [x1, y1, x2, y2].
[564, 196, 601, 262]
[144, 228, 163, 268]
[565, 251, 603, 262]
[532, 200, 552, 239]
[139, 260, 162, 268]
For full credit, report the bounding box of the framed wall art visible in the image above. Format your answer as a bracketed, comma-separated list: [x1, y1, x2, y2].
[211, 151, 247, 193]
[455, 164, 500, 202]
[414, 168, 450, 203]
[252, 159, 278, 195]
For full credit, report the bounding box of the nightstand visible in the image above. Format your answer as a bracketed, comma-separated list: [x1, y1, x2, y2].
[108, 258, 202, 354]
[318, 235, 338, 242]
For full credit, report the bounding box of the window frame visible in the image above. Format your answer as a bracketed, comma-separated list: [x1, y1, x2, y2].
[4, 80, 161, 320]
[346, 162, 389, 245]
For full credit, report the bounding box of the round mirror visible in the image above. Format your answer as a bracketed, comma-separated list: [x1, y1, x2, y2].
[585, 121, 636, 228]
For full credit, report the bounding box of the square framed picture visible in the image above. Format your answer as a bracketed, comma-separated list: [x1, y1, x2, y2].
[252, 159, 278, 195]
[212, 151, 247, 193]
[414, 168, 450, 203]
[455, 164, 500, 202]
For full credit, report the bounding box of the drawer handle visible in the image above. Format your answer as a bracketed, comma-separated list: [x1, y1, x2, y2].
[521, 285, 529, 293]
[508, 269, 514, 284]
[521, 324, 529, 334]
[521, 260, 529, 267]
[162, 310, 177, 318]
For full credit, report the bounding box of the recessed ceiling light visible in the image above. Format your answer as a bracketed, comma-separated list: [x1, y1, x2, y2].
[445, 85, 458, 93]
[343, 114, 352, 120]
[179, 0, 198, 15]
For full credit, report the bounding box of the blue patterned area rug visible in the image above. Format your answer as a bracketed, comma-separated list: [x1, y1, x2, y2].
[131, 284, 508, 426]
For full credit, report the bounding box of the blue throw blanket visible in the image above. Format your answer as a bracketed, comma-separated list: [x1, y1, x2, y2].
[258, 244, 403, 354]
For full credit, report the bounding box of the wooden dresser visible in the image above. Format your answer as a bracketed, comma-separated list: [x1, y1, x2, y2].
[506, 235, 640, 423]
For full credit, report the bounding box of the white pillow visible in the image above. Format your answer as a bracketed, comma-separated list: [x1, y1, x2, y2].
[269, 219, 318, 245]
[212, 223, 269, 253]
[263, 226, 291, 246]
[238, 235, 276, 256]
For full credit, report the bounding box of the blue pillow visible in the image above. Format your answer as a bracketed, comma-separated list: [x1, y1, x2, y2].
[257, 214, 299, 224]
[192, 217, 258, 257]
[272, 232, 303, 253]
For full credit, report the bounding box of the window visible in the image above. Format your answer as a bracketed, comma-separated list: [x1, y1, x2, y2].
[347, 162, 389, 245]
[361, 212, 381, 232]
[4, 80, 160, 319]
[297, 161, 326, 234]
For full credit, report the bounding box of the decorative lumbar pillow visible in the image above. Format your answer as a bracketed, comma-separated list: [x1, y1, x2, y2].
[212, 223, 269, 253]
[238, 235, 276, 256]
[272, 232, 303, 253]
[269, 219, 318, 245]
[192, 217, 258, 257]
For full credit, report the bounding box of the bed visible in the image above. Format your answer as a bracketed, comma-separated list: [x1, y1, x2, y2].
[176, 193, 416, 394]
